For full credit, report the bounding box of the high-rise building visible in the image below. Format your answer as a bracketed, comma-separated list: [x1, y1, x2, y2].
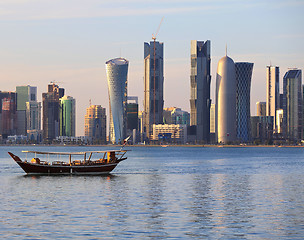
[0, 92, 16, 137]
[266, 66, 280, 130]
[1, 93, 17, 137]
[216, 54, 236, 143]
[84, 105, 106, 143]
[16, 85, 37, 111]
[256, 102, 266, 116]
[106, 58, 128, 144]
[26, 101, 41, 131]
[283, 69, 302, 141]
[42, 83, 64, 142]
[190, 40, 211, 143]
[16, 85, 38, 135]
[60, 96, 76, 137]
[143, 40, 164, 140]
[235, 62, 254, 142]
[127, 96, 139, 131]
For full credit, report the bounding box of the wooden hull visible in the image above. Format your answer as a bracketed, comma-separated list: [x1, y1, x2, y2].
[8, 152, 121, 175]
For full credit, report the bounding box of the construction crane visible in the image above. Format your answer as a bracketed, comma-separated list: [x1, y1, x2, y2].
[151, 17, 164, 125]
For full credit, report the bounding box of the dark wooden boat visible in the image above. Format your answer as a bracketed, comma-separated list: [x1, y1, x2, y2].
[8, 150, 128, 175]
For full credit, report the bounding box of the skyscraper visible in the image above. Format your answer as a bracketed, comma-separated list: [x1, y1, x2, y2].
[84, 105, 106, 143]
[42, 83, 64, 142]
[26, 101, 41, 131]
[266, 66, 280, 129]
[143, 40, 164, 140]
[235, 62, 254, 142]
[106, 58, 128, 144]
[216, 54, 236, 143]
[0, 91, 17, 137]
[127, 96, 139, 131]
[283, 69, 302, 141]
[16, 85, 37, 135]
[190, 40, 211, 143]
[60, 95, 76, 137]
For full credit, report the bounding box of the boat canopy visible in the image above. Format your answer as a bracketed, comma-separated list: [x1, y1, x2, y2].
[22, 150, 129, 155]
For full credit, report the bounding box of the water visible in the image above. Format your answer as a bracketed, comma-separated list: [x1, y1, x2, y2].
[1, 146, 304, 239]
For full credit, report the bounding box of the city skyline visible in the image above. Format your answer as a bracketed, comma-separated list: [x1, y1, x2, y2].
[0, 0, 303, 136]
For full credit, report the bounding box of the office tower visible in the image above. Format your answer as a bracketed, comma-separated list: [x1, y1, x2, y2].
[266, 66, 280, 129]
[143, 40, 164, 140]
[190, 40, 211, 143]
[256, 102, 266, 116]
[85, 105, 106, 143]
[235, 62, 254, 142]
[216, 54, 236, 143]
[283, 69, 302, 141]
[26, 101, 41, 130]
[106, 58, 128, 144]
[60, 96, 76, 137]
[127, 96, 139, 131]
[1, 92, 17, 137]
[42, 83, 64, 142]
[16, 85, 38, 135]
[163, 107, 190, 125]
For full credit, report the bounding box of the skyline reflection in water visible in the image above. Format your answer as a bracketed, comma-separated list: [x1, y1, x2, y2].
[0, 146, 304, 239]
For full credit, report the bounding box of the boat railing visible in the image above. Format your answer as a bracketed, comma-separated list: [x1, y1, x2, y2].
[22, 150, 129, 165]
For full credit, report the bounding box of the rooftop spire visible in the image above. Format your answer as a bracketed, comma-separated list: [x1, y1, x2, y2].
[225, 44, 227, 56]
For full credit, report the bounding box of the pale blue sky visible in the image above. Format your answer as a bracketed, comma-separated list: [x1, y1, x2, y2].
[0, 0, 303, 135]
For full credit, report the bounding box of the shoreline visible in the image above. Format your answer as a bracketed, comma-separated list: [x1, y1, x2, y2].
[0, 144, 303, 148]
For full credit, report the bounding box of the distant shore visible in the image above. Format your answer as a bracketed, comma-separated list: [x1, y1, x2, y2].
[1, 144, 303, 148]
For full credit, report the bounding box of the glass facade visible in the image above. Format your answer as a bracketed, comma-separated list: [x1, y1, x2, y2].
[283, 69, 302, 141]
[266, 66, 280, 130]
[60, 96, 76, 137]
[106, 58, 128, 144]
[235, 62, 254, 142]
[190, 40, 211, 143]
[143, 41, 164, 140]
[42, 83, 64, 142]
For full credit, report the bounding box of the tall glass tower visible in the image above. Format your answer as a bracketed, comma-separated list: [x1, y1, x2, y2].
[106, 58, 128, 144]
[266, 66, 280, 130]
[283, 69, 302, 141]
[143, 41, 164, 140]
[216, 54, 236, 143]
[60, 95, 76, 137]
[235, 62, 254, 142]
[190, 40, 211, 143]
[42, 83, 65, 142]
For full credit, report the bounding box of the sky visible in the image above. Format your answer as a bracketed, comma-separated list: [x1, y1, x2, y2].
[0, 0, 303, 136]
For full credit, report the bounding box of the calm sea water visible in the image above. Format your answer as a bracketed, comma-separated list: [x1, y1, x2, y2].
[0, 145, 304, 239]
